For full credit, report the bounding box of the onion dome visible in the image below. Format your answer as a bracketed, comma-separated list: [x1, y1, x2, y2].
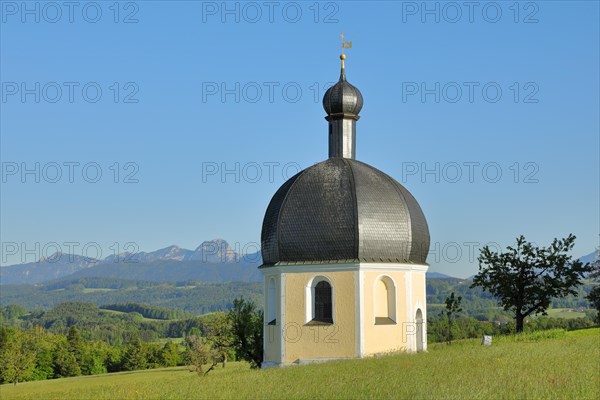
[261, 158, 430, 265]
[322, 54, 363, 118]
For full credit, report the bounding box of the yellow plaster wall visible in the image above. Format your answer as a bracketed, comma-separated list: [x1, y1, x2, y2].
[263, 275, 281, 363]
[283, 271, 356, 363]
[411, 272, 426, 312]
[363, 271, 410, 355]
[411, 271, 427, 351]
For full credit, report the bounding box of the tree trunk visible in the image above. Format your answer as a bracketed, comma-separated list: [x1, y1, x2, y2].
[222, 353, 227, 368]
[515, 311, 524, 333]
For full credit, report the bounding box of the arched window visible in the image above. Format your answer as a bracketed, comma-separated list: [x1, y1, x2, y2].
[314, 281, 332, 323]
[374, 275, 396, 325]
[267, 278, 277, 325]
[305, 276, 334, 324]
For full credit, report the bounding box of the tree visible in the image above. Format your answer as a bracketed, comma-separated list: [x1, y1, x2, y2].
[52, 339, 81, 378]
[471, 234, 592, 333]
[67, 326, 85, 365]
[441, 292, 463, 344]
[29, 326, 54, 381]
[228, 297, 263, 368]
[82, 341, 110, 375]
[121, 338, 147, 371]
[159, 341, 180, 367]
[0, 329, 38, 385]
[184, 335, 219, 376]
[203, 312, 234, 368]
[586, 248, 600, 322]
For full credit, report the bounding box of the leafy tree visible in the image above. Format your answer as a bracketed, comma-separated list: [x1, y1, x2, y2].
[585, 248, 600, 323]
[105, 346, 124, 372]
[52, 339, 81, 378]
[229, 297, 263, 368]
[441, 292, 463, 344]
[471, 235, 592, 333]
[144, 342, 165, 368]
[67, 326, 85, 365]
[81, 341, 110, 375]
[203, 312, 234, 367]
[184, 335, 219, 376]
[587, 288, 600, 323]
[160, 341, 181, 367]
[32, 346, 54, 381]
[0, 329, 38, 385]
[121, 338, 148, 371]
[28, 326, 54, 381]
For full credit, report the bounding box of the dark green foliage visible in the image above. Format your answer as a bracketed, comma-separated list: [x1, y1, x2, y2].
[0, 278, 262, 315]
[585, 250, 600, 322]
[67, 326, 84, 364]
[229, 297, 263, 369]
[471, 235, 592, 332]
[52, 339, 81, 378]
[121, 338, 148, 371]
[160, 341, 181, 367]
[587, 286, 600, 323]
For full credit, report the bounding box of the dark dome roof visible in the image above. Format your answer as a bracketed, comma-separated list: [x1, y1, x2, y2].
[261, 158, 430, 265]
[322, 71, 363, 116]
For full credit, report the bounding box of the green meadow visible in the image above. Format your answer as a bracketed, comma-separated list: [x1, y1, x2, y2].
[1, 328, 598, 400]
[545, 308, 588, 319]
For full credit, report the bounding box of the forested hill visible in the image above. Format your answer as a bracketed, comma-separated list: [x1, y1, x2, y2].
[0, 277, 262, 315]
[0, 276, 594, 318]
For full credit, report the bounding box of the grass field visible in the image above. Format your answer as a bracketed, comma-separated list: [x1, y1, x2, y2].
[545, 308, 588, 319]
[1, 328, 599, 400]
[99, 309, 176, 322]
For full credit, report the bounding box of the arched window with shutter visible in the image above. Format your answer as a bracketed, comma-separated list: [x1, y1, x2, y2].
[314, 281, 333, 323]
[305, 276, 334, 324]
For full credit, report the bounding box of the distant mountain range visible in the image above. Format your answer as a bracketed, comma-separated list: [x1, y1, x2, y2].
[426, 272, 456, 279]
[0, 239, 261, 285]
[1, 240, 595, 286]
[579, 250, 599, 266]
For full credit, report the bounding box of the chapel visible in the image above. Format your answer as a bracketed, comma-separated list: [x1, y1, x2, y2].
[259, 51, 430, 367]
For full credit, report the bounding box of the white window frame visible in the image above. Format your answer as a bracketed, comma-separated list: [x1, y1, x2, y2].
[305, 275, 335, 324]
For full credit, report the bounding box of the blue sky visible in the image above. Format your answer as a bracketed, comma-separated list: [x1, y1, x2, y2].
[1, 1, 598, 277]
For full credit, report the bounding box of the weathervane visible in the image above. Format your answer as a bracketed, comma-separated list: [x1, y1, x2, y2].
[340, 33, 352, 69]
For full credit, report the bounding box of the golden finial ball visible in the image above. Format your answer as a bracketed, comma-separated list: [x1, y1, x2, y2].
[340, 54, 346, 60]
